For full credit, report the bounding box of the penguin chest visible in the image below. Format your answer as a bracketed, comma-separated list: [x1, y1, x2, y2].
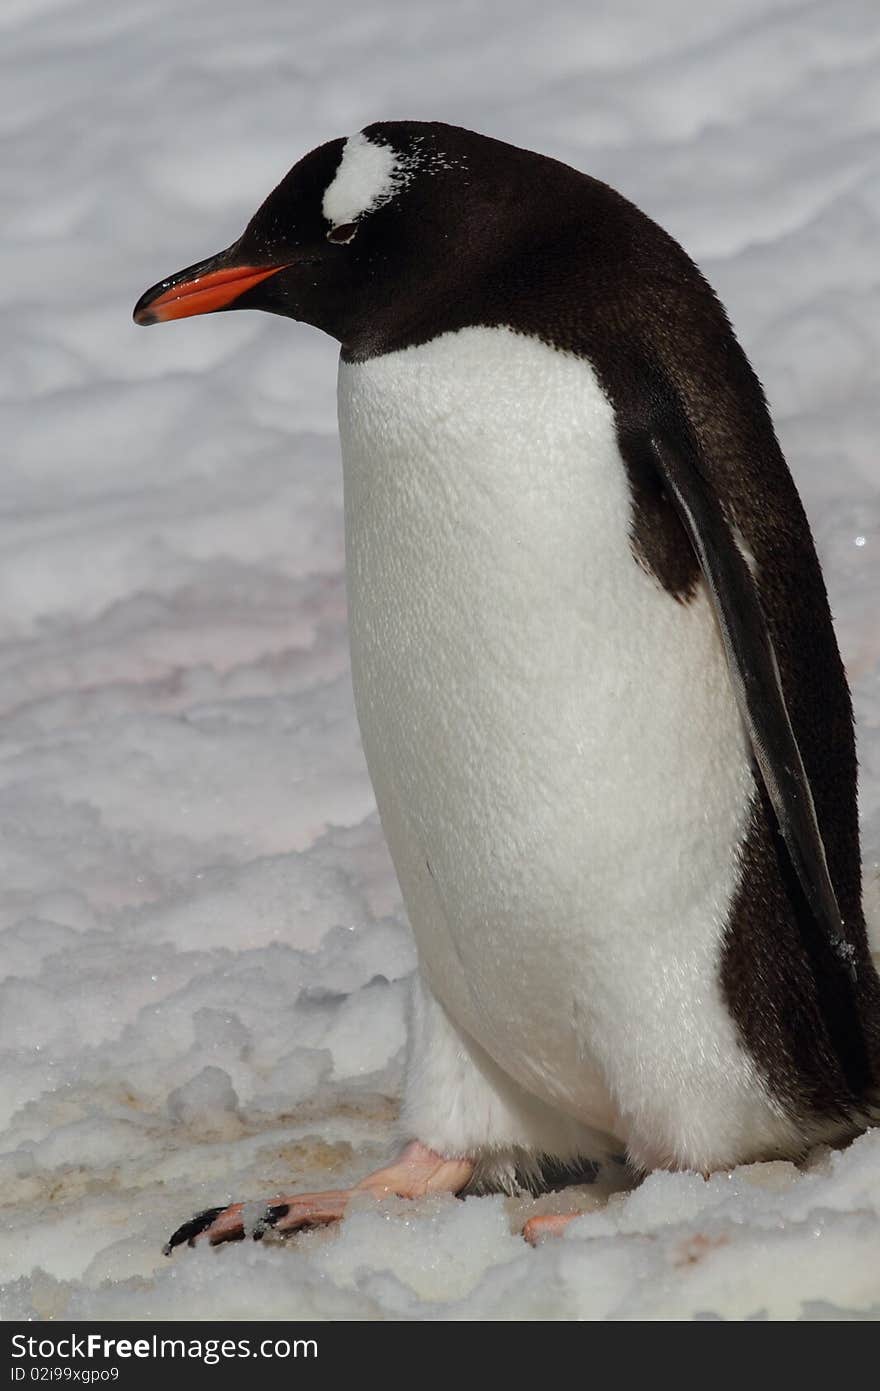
[338, 327, 756, 1134]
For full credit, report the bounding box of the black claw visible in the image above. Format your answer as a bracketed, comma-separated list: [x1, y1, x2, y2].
[252, 1203, 290, 1240]
[164, 1205, 228, 1256]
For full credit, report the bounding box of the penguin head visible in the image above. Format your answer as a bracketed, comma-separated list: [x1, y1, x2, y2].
[134, 121, 524, 356]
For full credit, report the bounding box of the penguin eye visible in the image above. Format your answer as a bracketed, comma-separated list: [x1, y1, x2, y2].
[327, 222, 358, 244]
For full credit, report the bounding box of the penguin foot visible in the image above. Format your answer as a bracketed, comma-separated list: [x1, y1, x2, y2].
[522, 1212, 580, 1245]
[164, 1141, 475, 1253]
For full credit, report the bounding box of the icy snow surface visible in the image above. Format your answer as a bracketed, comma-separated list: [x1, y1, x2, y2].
[1, 0, 879, 1321]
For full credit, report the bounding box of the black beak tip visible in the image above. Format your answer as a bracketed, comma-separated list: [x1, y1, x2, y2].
[133, 289, 158, 326]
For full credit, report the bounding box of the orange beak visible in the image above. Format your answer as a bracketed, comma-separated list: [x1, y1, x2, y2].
[133, 259, 289, 325]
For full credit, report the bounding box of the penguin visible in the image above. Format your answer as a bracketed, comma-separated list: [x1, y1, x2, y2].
[134, 121, 880, 1250]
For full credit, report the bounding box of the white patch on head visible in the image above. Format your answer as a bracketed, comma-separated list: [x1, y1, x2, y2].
[322, 132, 415, 229]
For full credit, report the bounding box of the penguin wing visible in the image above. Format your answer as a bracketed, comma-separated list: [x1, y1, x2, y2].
[648, 429, 857, 982]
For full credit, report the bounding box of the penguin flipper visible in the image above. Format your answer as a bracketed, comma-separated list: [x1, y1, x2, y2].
[646, 429, 857, 984]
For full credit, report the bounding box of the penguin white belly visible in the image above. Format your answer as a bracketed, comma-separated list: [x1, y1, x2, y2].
[339, 327, 795, 1169]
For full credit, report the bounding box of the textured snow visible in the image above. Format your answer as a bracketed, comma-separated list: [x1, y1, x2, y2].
[1, 0, 879, 1322]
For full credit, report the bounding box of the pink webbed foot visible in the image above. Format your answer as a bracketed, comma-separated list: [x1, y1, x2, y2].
[165, 1141, 475, 1253]
[522, 1212, 581, 1245]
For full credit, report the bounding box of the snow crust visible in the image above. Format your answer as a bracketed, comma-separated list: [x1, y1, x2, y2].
[0, 0, 878, 1321]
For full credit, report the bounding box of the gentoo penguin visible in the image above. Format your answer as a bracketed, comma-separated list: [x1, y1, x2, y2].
[134, 121, 880, 1249]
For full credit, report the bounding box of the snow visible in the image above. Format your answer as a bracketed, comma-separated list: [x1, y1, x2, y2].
[0, 0, 878, 1322]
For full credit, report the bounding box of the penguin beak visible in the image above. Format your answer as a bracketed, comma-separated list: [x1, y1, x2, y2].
[133, 251, 290, 325]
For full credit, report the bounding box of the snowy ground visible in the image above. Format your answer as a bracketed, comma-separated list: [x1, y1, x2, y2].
[0, 0, 878, 1321]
